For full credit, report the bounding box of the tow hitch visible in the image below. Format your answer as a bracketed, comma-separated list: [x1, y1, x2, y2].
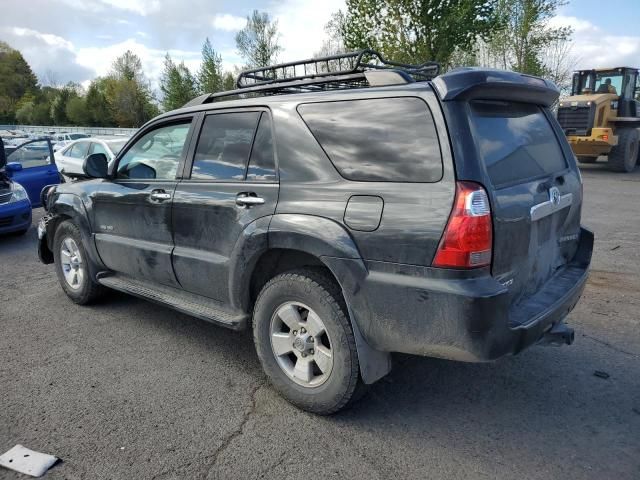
[539, 322, 575, 346]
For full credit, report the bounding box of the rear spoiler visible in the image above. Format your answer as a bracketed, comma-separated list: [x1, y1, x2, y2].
[433, 68, 559, 107]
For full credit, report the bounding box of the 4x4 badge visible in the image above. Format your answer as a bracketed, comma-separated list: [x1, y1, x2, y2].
[549, 187, 561, 206]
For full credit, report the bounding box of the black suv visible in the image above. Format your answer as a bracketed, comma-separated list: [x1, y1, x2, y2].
[38, 51, 593, 414]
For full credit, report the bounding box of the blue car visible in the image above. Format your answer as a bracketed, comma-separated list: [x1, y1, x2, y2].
[1, 137, 60, 235]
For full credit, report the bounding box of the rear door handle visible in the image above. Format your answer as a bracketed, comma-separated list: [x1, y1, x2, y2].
[236, 192, 265, 207]
[150, 190, 172, 201]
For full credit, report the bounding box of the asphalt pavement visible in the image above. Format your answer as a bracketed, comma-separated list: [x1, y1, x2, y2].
[1, 162, 639, 479]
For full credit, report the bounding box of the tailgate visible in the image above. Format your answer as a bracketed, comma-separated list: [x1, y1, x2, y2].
[467, 100, 583, 308]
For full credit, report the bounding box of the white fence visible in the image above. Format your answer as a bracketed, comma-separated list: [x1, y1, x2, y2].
[0, 125, 138, 136]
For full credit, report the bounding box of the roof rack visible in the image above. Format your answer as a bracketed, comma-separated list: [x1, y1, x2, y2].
[183, 49, 440, 107]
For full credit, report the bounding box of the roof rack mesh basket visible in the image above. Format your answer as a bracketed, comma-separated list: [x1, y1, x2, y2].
[237, 49, 439, 89]
[188, 49, 440, 105]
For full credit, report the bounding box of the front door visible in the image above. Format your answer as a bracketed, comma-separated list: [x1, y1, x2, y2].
[171, 110, 279, 301]
[93, 117, 195, 286]
[6, 139, 58, 207]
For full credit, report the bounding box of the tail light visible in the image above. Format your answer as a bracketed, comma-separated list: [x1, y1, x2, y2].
[433, 181, 492, 269]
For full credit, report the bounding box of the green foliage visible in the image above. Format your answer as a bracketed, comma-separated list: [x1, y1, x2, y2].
[487, 0, 571, 76]
[222, 72, 236, 91]
[341, 0, 499, 67]
[160, 53, 198, 111]
[85, 78, 113, 126]
[0, 41, 39, 123]
[198, 38, 224, 94]
[235, 10, 283, 68]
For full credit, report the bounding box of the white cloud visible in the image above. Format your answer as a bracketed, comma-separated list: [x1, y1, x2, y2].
[551, 15, 640, 69]
[272, 0, 345, 62]
[9, 27, 74, 50]
[212, 13, 247, 32]
[75, 39, 201, 89]
[100, 0, 161, 16]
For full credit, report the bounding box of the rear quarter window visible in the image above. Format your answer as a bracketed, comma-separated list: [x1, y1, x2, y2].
[298, 97, 443, 182]
[468, 101, 568, 188]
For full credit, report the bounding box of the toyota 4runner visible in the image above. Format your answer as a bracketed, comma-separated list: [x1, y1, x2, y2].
[37, 50, 593, 414]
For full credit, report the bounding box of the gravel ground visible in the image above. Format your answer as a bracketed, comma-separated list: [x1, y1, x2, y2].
[1, 162, 639, 479]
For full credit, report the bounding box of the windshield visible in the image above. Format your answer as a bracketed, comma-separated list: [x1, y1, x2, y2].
[594, 72, 623, 95]
[69, 133, 90, 140]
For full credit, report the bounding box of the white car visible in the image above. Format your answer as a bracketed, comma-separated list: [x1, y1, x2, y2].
[52, 133, 91, 152]
[55, 137, 130, 176]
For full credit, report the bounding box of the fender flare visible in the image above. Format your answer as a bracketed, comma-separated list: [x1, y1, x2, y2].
[232, 213, 391, 384]
[47, 193, 106, 278]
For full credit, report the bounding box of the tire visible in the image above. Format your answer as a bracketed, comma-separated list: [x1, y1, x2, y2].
[608, 128, 639, 173]
[53, 220, 105, 304]
[253, 268, 362, 415]
[577, 156, 597, 164]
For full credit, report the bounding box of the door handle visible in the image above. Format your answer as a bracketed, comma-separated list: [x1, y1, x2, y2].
[150, 190, 172, 201]
[236, 193, 265, 207]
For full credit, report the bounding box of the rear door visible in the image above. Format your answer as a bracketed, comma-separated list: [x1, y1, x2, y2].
[6, 139, 58, 207]
[171, 109, 279, 301]
[466, 100, 582, 307]
[59, 141, 90, 175]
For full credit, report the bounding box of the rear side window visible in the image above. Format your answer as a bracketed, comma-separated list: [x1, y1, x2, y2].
[68, 141, 89, 158]
[469, 101, 567, 187]
[191, 112, 260, 181]
[298, 97, 442, 182]
[246, 113, 276, 182]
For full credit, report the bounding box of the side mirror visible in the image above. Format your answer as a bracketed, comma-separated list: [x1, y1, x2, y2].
[5, 162, 23, 173]
[83, 153, 109, 178]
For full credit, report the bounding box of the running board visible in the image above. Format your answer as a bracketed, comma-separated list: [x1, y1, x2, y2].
[97, 274, 248, 330]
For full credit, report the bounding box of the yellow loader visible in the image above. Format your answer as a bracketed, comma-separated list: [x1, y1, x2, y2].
[557, 67, 640, 172]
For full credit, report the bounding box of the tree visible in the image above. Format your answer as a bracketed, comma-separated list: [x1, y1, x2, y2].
[160, 54, 198, 111]
[314, 11, 347, 58]
[111, 50, 145, 83]
[85, 78, 114, 126]
[340, 0, 499, 67]
[482, 0, 572, 77]
[15, 100, 35, 124]
[198, 38, 224, 94]
[105, 51, 158, 127]
[222, 71, 236, 91]
[235, 10, 283, 68]
[0, 41, 39, 123]
[49, 84, 78, 125]
[66, 96, 91, 125]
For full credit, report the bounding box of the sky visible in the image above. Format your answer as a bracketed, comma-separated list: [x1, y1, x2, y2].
[0, 0, 638, 92]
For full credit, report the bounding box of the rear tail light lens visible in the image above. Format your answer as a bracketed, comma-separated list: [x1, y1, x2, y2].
[432, 181, 492, 269]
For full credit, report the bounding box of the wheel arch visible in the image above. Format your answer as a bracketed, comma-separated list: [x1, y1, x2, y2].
[47, 193, 106, 277]
[232, 214, 391, 384]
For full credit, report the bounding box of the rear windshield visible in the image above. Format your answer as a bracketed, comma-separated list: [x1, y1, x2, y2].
[469, 101, 567, 187]
[298, 97, 442, 183]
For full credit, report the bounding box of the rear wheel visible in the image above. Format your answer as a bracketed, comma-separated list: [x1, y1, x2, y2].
[577, 156, 597, 164]
[53, 220, 105, 304]
[608, 128, 639, 173]
[253, 268, 362, 415]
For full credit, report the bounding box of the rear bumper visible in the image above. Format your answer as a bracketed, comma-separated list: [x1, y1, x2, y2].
[0, 200, 32, 234]
[328, 227, 593, 362]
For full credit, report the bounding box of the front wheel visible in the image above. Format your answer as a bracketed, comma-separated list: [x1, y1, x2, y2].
[608, 128, 639, 172]
[253, 268, 362, 415]
[53, 220, 105, 304]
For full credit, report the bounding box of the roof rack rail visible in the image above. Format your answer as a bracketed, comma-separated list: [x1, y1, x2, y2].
[182, 49, 440, 107]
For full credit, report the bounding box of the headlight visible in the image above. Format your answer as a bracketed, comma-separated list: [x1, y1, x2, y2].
[9, 182, 30, 203]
